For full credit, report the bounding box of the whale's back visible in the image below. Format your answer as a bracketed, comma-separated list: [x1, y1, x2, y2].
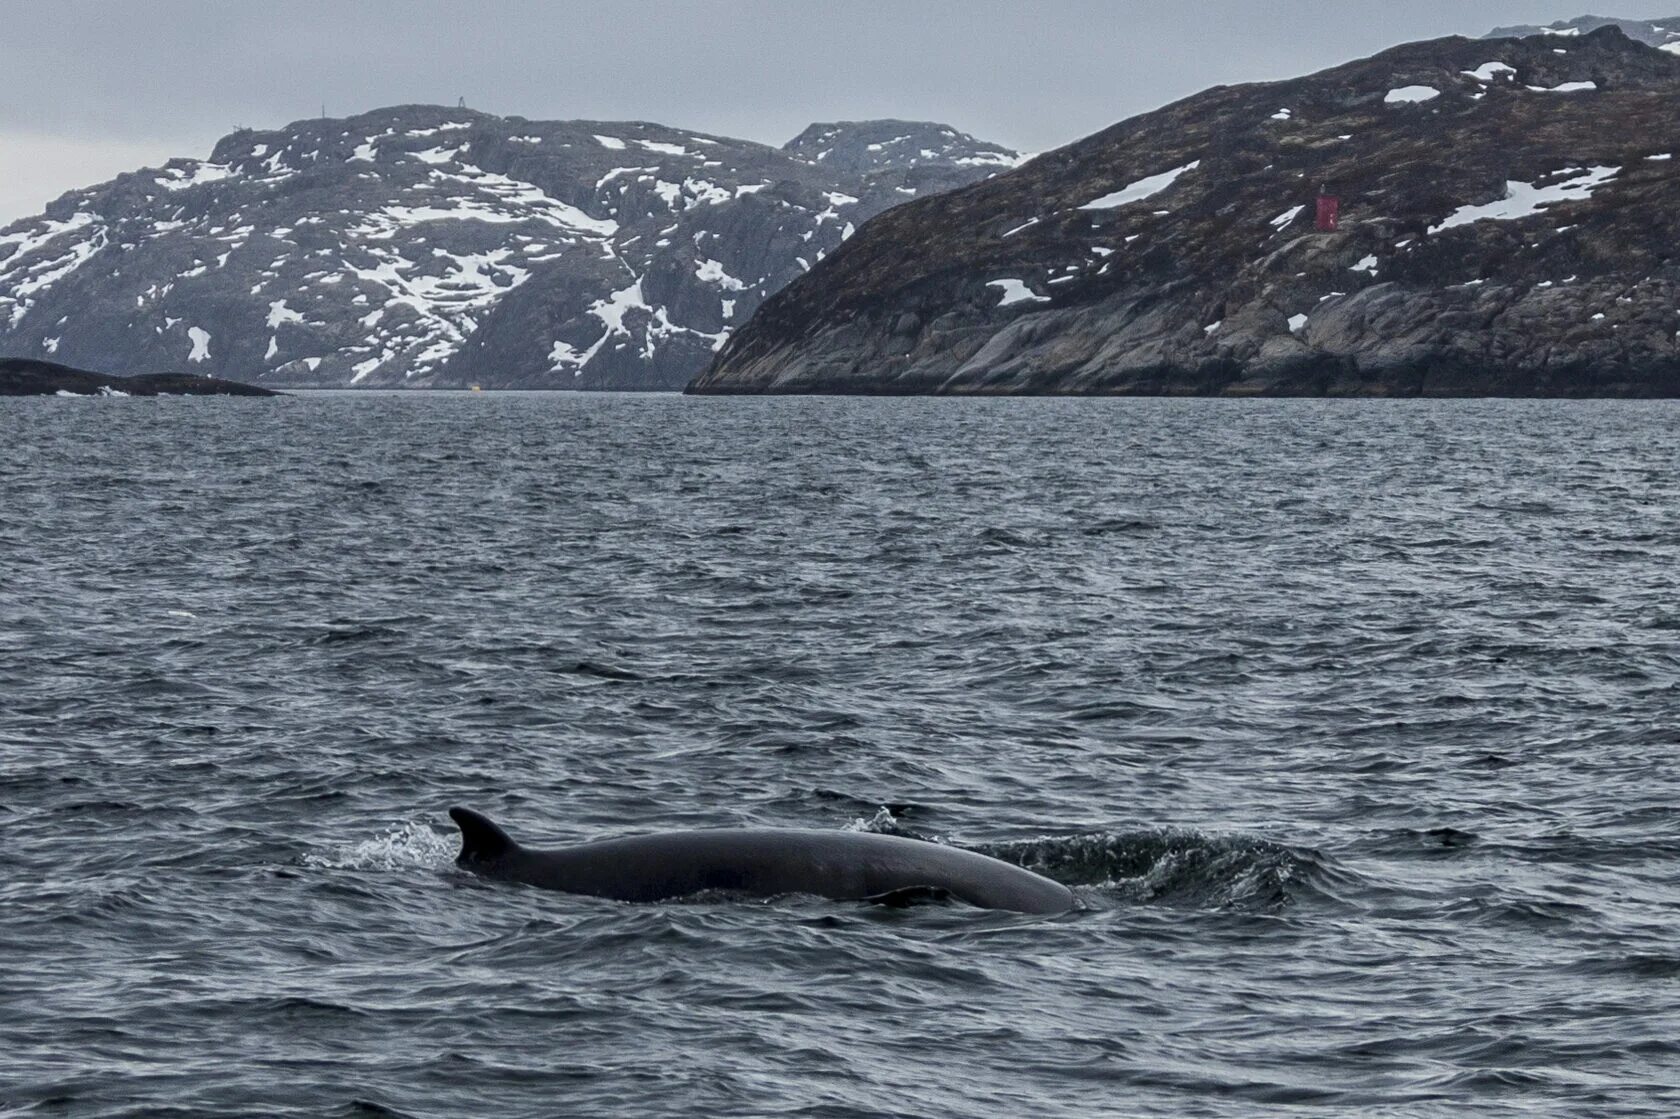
[448, 810, 1073, 914]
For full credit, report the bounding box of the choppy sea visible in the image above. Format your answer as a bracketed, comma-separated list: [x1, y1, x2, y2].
[3, 391, 1678, 1118]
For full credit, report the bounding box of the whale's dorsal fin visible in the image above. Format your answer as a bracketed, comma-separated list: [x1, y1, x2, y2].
[449, 806, 517, 864]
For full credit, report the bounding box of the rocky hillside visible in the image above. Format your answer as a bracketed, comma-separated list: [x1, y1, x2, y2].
[691, 28, 1680, 397]
[0, 110, 1017, 389]
[1486, 14, 1680, 50]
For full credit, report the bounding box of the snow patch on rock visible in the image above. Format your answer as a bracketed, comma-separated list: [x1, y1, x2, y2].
[266, 299, 305, 328]
[1430, 166, 1620, 233]
[988, 278, 1050, 307]
[1385, 86, 1441, 104]
[157, 162, 233, 191]
[1464, 62, 1517, 82]
[1528, 81, 1598, 93]
[695, 257, 748, 291]
[1080, 161, 1201, 211]
[0, 212, 106, 327]
[1271, 205, 1305, 230]
[187, 326, 212, 362]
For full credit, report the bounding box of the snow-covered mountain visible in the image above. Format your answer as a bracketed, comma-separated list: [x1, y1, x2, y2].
[0, 108, 1018, 389]
[1487, 14, 1680, 50]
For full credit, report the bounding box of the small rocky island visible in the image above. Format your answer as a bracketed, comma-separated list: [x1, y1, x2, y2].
[692, 27, 1680, 397]
[0, 358, 279, 396]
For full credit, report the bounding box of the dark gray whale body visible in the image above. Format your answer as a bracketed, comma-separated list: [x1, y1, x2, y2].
[449, 807, 1074, 914]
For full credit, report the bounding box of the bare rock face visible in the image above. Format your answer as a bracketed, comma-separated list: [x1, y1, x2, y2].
[1486, 15, 1680, 49]
[0, 110, 1016, 390]
[692, 28, 1680, 397]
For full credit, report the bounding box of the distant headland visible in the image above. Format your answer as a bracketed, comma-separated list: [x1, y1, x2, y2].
[0, 357, 280, 397]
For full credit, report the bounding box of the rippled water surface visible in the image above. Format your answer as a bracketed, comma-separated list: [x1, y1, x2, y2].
[4, 392, 1680, 1118]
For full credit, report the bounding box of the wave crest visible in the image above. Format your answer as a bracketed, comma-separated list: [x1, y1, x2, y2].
[301, 821, 456, 871]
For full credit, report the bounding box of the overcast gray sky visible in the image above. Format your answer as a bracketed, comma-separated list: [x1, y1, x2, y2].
[0, 0, 1634, 224]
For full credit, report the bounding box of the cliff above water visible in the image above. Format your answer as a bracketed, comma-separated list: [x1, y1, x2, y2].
[691, 28, 1680, 397]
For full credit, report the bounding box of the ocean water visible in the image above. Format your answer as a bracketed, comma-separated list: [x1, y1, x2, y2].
[2, 391, 1678, 1118]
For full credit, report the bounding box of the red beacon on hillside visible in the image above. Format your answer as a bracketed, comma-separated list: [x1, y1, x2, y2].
[1316, 187, 1341, 232]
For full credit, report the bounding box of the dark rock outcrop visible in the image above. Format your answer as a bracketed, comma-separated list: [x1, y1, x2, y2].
[691, 28, 1680, 397]
[783, 119, 1020, 178]
[0, 357, 279, 396]
[0, 109, 1016, 390]
[1486, 14, 1680, 49]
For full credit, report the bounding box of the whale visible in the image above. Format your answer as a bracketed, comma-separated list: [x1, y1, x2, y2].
[448, 806, 1074, 914]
